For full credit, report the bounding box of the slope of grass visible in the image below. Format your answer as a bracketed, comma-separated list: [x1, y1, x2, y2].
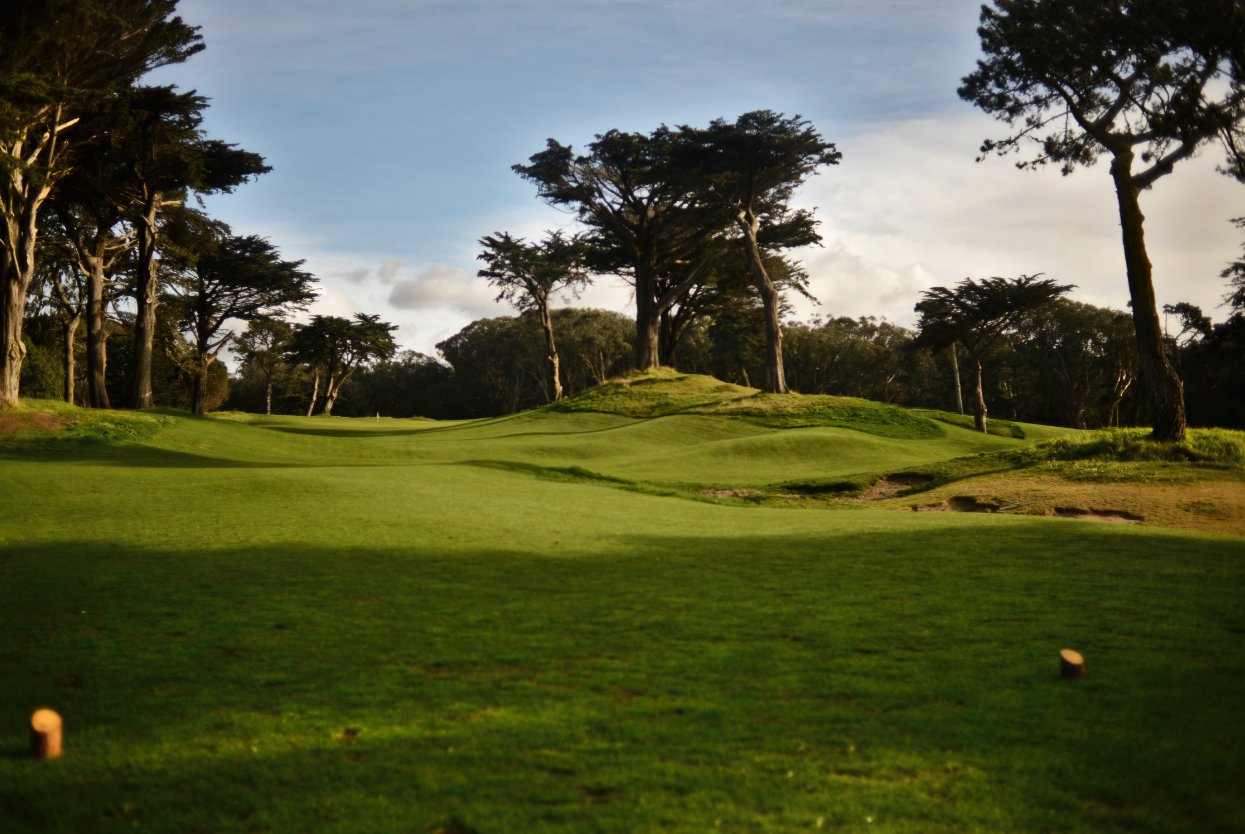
[547, 369, 945, 439]
[1, 397, 1241, 832]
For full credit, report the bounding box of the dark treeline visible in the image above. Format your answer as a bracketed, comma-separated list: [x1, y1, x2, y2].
[224, 294, 1245, 431]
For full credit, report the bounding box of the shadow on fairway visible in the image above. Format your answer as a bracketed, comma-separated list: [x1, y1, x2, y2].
[2, 525, 1242, 832]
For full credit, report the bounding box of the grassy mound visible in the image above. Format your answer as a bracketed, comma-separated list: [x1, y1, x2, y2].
[548, 369, 945, 440]
[914, 408, 1026, 439]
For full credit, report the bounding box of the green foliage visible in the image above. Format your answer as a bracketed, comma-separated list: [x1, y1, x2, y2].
[18, 335, 63, 400]
[1011, 427, 1245, 466]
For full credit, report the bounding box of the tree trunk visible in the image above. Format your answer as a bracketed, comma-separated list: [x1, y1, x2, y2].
[950, 343, 964, 414]
[0, 248, 30, 409]
[63, 314, 80, 404]
[740, 220, 788, 393]
[323, 371, 338, 416]
[634, 267, 661, 371]
[192, 354, 210, 416]
[1110, 154, 1185, 441]
[539, 305, 563, 402]
[972, 356, 988, 434]
[306, 366, 319, 417]
[265, 376, 273, 415]
[85, 257, 111, 409]
[130, 200, 161, 409]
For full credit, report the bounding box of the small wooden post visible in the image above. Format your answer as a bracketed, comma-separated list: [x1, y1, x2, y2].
[31, 709, 63, 759]
[1060, 649, 1086, 679]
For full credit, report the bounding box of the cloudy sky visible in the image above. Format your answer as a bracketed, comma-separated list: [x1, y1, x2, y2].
[148, 0, 1244, 357]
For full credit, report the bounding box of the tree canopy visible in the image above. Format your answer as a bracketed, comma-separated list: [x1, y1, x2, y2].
[959, 0, 1245, 441]
[914, 274, 1073, 433]
[674, 111, 839, 392]
[477, 230, 590, 402]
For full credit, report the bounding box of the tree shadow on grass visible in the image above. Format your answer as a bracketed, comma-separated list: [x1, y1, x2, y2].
[1, 528, 1242, 832]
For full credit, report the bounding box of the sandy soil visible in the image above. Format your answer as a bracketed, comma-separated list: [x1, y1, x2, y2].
[0, 412, 64, 434]
[876, 472, 1245, 537]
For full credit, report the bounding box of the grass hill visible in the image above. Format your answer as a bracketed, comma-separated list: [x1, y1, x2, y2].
[2, 377, 1243, 832]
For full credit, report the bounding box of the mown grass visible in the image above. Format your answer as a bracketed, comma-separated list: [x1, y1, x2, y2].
[1, 395, 1242, 833]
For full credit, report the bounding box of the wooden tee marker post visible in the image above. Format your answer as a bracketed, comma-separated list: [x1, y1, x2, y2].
[1060, 649, 1086, 680]
[30, 709, 63, 759]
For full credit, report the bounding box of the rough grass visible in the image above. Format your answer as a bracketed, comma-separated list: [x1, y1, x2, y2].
[913, 408, 1026, 439]
[547, 369, 944, 439]
[1, 396, 1242, 832]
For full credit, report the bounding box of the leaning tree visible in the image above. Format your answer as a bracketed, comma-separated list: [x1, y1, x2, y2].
[913, 275, 1073, 434]
[676, 111, 840, 393]
[959, 0, 1245, 441]
[477, 230, 590, 402]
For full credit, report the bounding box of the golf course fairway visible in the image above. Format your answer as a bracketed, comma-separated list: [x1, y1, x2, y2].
[2, 376, 1243, 833]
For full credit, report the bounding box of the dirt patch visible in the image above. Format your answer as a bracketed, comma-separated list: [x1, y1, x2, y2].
[1045, 507, 1142, 524]
[700, 489, 761, 498]
[840, 474, 932, 502]
[881, 471, 1243, 537]
[915, 496, 1001, 513]
[0, 412, 65, 434]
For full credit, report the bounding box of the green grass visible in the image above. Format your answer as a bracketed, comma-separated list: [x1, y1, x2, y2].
[1, 392, 1242, 833]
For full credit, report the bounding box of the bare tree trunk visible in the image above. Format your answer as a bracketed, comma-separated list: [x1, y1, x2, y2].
[740, 221, 788, 393]
[0, 243, 31, 409]
[972, 356, 988, 434]
[949, 343, 964, 414]
[634, 267, 661, 371]
[1110, 154, 1185, 442]
[306, 366, 319, 417]
[63, 315, 80, 404]
[85, 259, 110, 409]
[131, 200, 161, 409]
[323, 371, 338, 416]
[0, 113, 63, 410]
[539, 305, 563, 402]
[192, 354, 210, 415]
[265, 377, 273, 415]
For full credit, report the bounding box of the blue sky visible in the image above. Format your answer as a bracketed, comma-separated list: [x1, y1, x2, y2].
[148, 0, 1244, 355]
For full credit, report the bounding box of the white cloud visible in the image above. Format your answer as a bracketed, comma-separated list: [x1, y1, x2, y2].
[387, 265, 499, 316]
[377, 258, 405, 284]
[788, 114, 1245, 326]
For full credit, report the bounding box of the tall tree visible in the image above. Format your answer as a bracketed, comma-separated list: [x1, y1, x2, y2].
[102, 86, 269, 408]
[0, 0, 201, 408]
[477, 230, 589, 402]
[167, 217, 316, 415]
[959, 0, 1245, 441]
[513, 129, 733, 371]
[677, 111, 840, 392]
[288, 314, 397, 416]
[234, 318, 294, 416]
[913, 275, 1073, 433]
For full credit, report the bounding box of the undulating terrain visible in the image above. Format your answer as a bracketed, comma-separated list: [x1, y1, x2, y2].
[2, 373, 1243, 833]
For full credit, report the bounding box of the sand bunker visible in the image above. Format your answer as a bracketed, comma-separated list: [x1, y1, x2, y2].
[700, 489, 761, 498]
[0, 412, 64, 434]
[1044, 507, 1142, 524]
